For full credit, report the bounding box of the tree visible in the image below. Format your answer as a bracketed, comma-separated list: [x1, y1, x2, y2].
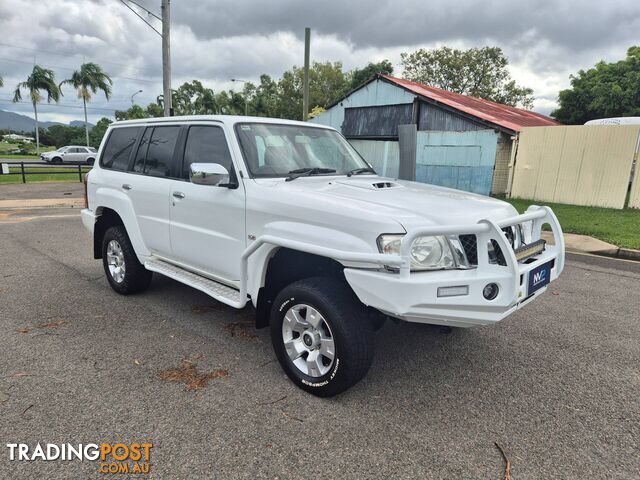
[400, 46, 534, 108]
[276, 61, 349, 120]
[59, 62, 112, 147]
[348, 60, 394, 90]
[89, 117, 113, 148]
[13, 65, 61, 154]
[0, 74, 3, 87]
[552, 46, 640, 124]
[170, 80, 221, 115]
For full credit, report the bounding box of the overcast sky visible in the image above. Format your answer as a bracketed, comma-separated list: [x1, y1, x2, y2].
[1, 0, 638, 124]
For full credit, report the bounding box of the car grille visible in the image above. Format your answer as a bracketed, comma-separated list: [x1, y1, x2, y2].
[459, 227, 517, 266]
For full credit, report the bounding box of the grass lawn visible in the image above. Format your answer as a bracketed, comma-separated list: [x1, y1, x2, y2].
[505, 197, 640, 250]
[0, 166, 89, 184]
[0, 142, 56, 159]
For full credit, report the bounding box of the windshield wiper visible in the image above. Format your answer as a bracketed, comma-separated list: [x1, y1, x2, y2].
[285, 167, 336, 182]
[346, 167, 376, 177]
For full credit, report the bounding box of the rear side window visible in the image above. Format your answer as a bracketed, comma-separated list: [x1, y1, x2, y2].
[182, 126, 233, 179]
[144, 126, 180, 178]
[100, 127, 140, 170]
[133, 128, 152, 173]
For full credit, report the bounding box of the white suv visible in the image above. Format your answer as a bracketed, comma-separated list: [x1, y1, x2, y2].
[81, 116, 565, 397]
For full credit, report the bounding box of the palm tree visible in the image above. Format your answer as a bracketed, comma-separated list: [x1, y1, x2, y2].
[13, 65, 61, 155]
[60, 63, 112, 147]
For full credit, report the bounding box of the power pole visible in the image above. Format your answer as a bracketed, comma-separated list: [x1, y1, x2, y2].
[161, 0, 172, 116]
[302, 27, 310, 121]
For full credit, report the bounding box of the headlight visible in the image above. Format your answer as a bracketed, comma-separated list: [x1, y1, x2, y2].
[377, 234, 461, 270]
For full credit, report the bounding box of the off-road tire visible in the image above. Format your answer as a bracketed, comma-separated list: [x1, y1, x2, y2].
[270, 277, 374, 397]
[102, 225, 152, 295]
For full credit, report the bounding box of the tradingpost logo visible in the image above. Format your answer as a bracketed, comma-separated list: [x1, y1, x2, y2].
[6, 442, 153, 475]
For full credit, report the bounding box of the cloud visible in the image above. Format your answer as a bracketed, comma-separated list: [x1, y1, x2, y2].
[0, 0, 638, 122]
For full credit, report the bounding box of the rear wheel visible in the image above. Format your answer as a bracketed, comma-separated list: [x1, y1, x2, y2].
[86, 157, 95, 166]
[270, 277, 374, 397]
[102, 225, 152, 295]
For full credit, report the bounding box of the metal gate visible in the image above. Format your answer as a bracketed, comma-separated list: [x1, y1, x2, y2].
[510, 125, 640, 209]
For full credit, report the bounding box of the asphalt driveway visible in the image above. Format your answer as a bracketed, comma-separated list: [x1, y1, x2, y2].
[0, 212, 638, 479]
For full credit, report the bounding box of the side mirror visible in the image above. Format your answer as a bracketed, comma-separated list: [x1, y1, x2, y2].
[190, 163, 230, 186]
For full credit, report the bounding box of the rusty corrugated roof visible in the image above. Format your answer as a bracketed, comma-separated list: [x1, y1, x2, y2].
[379, 74, 560, 132]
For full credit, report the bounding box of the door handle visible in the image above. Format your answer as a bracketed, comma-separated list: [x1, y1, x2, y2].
[172, 192, 185, 199]
[122, 184, 132, 191]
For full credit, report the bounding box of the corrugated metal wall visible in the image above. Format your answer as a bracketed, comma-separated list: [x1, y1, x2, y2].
[310, 79, 416, 131]
[418, 102, 485, 131]
[349, 140, 399, 177]
[511, 125, 640, 209]
[343, 104, 413, 138]
[415, 130, 498, 195]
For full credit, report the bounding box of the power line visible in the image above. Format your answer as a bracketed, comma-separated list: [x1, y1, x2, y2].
[0, 100, 118, 113]
[118, 0, 162, 37]
[0, 56, 160, 84]
[0, 42, 134, 70]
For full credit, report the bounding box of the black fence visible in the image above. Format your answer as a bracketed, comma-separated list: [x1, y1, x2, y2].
[0, 161, 92, 183]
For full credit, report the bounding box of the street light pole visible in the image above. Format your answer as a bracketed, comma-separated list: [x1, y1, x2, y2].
[130, 89, 143, 106]
[230, 78, 249, 116]
[161, 0, 172, 116]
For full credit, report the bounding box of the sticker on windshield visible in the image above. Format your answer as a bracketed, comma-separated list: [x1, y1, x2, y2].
[241, 125, 251, 131]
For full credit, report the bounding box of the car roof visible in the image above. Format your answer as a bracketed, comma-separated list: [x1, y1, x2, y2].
[111, 114, 335, 130]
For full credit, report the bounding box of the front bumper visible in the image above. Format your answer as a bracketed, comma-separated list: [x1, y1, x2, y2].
[344, 206, 565, 328]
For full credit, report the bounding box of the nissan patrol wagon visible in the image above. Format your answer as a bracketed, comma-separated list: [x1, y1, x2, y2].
[82, 115, 565, 397]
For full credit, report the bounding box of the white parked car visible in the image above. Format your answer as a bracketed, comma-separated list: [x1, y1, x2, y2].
[42, 145, 98, 164]
[81, 116, 565, 397]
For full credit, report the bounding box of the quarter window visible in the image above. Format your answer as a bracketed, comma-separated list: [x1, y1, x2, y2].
[182, 126, 233, 179]
[100, 127, 141, 170]
[143, 126, 180, 178]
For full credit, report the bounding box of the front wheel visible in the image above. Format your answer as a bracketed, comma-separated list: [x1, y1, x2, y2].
[270, 277, 374, 397]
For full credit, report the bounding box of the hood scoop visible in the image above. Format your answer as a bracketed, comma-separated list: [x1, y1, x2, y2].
[372, 181, 401, 189]
[335, 179, 403, 190]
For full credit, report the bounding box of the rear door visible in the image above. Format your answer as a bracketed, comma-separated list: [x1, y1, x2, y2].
[125, 125, 181, 257]
[168, 123, 246, 281]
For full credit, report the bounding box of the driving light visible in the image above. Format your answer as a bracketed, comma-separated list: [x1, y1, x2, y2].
[377, 234, 456, 270]
[483, 283, 499, 300]
[437, 285, 469, 297]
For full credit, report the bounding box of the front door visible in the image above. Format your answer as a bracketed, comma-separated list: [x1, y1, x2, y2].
[169, 124, 246, 282]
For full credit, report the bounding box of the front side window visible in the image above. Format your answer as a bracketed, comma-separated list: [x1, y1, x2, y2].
[143, 126, 180, 178]
[235, 123, 369, 178]
[182, 126, 233, 179]
[100, 127, 140, 170]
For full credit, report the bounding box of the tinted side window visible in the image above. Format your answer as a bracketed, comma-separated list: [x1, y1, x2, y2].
[133, 128, 152, 173]
[100, 127, 140, 170]
[183, 126, 232, 179]
[144, 126, 180, 178]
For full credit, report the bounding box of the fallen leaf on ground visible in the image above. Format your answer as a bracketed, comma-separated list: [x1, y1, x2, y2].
[494, 442, 511, 480]
[158, 360, 229, 391]
[281, 410, 304, 423]
[224, 322, 257, 340]
[133, 359, 142, 366]
[17, 319, 67, 334]
[9, 372, 32, 378]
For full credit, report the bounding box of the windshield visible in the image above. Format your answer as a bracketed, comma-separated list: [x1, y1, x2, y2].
[235, 123, 370, 178]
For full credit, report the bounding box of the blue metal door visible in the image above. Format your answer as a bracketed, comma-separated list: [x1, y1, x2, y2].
[415, 130, 498, 195]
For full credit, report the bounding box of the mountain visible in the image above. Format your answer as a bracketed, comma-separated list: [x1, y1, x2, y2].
[0, 109, 93, 132]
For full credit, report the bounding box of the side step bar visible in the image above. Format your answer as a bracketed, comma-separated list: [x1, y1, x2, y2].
[144, 258, 245, 308]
